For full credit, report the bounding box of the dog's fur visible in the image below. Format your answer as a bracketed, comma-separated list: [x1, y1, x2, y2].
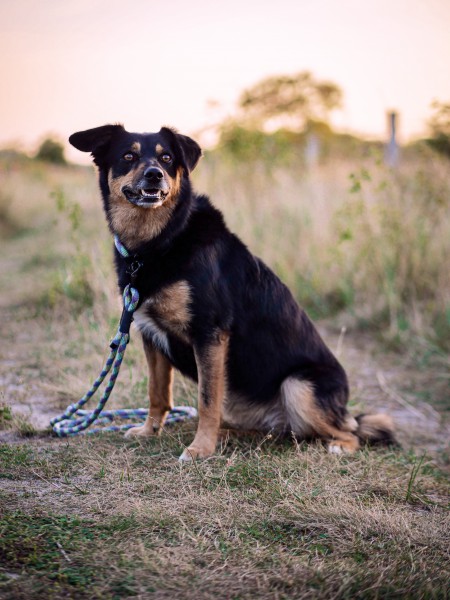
[69, 124, 396, 461]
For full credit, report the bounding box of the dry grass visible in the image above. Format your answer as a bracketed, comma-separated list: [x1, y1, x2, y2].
[2, 147, 449, 347]
[195, 150, 450, 350]
[1, 436, 449, 599]
[0, 152, 449, 599]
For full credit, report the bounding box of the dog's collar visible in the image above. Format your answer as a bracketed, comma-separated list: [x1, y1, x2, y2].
[114, 235, 143, 283]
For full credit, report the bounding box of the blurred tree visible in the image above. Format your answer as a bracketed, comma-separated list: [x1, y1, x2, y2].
[237, 71, 342, 131]
[427, 101, 450, 159]
[35, 137, 66, 165]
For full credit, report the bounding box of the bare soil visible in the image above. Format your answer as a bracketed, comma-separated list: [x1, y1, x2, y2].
[1, 295, 448, 460]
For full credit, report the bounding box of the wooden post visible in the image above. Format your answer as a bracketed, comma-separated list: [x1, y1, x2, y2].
[305, 132, 320, 167]
[385, 111, 399, 167]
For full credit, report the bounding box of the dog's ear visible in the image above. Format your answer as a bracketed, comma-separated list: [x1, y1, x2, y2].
[69, 124, 125, 155]
[160, 127, 202, 173]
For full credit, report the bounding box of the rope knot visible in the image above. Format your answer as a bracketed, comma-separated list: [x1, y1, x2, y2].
[123, 284, 140, 311]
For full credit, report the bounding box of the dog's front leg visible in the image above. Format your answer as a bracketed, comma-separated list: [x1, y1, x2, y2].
[179, 332, 229, 462]
[125, 340, 173, 438]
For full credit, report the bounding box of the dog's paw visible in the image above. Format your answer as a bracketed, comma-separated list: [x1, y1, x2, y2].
[125, 424, 157, 439]
[327, 440, 358, 455]
[328, 443, 343, 455]
[178, 444, 215, 462]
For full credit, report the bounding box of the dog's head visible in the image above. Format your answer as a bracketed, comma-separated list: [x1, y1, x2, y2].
[69, 124, 202, 210]
[69, 125, 202, 248]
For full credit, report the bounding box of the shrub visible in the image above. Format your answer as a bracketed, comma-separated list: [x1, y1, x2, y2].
[426, 101, 450, 159]
[35, 137, 67, 165]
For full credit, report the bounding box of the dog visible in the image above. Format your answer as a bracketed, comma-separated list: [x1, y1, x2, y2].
[69, 124, 396, 461]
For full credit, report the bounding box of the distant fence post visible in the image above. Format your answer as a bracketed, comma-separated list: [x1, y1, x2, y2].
[385, 111, 399, 167]
[305, 132, 320, 168]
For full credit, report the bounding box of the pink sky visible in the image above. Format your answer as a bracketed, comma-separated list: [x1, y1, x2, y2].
[1, 0, 449, 162]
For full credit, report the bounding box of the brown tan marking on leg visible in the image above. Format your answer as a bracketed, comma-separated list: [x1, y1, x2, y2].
[281, 378, 360, 454]
[179, 332, 229, 461]
[125, 342, 173, 438]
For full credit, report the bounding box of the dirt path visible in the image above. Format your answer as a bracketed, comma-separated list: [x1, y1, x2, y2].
[1, 295, 448, 459]
[337, 327, 448, 455]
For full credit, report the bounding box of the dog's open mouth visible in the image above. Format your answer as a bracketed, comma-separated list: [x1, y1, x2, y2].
[122, 186, 168, 207]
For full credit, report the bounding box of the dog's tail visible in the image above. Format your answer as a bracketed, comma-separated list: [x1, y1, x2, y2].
[354, 413, 398, 447]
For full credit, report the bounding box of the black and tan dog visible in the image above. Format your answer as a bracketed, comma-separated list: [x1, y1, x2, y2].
[69, 124, 396, 461]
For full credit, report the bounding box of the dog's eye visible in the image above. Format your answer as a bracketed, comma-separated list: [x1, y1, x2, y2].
[160, 154, 172, 163]
[123, 152, 136, 162]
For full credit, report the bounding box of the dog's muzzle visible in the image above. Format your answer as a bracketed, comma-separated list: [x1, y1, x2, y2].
[122, 166, 170, 208]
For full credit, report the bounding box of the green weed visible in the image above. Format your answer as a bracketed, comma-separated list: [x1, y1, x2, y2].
[0, 444, 33, 469]
[0, 404, 13, 426]
[405, 452, 426, 502]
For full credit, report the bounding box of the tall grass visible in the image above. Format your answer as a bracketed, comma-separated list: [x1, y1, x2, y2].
[1, 147, 449, 352]
[195, 148, 450, 350]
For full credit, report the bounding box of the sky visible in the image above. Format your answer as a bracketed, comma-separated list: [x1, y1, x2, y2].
[1, 0, 449, 162]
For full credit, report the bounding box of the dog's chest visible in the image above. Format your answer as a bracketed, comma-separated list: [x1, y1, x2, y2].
[133, 280, 192, 352]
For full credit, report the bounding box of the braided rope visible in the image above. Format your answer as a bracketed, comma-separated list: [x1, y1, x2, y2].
[50, 237, 197, 436]
[114, 234, 131, 258]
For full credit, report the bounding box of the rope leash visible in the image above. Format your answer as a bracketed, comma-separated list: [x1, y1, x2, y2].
[50, 236, 197, 437]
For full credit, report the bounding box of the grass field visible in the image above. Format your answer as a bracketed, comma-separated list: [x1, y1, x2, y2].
[0, 150, 449, 599]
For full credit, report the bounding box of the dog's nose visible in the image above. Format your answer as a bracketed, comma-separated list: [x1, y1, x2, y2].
[144, 166, 164, 181]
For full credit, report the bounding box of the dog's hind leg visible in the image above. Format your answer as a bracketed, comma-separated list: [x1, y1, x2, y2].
[281, 377, 360, 454]
[179, 332, 229, 461]
[125, 340, 174, 438]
